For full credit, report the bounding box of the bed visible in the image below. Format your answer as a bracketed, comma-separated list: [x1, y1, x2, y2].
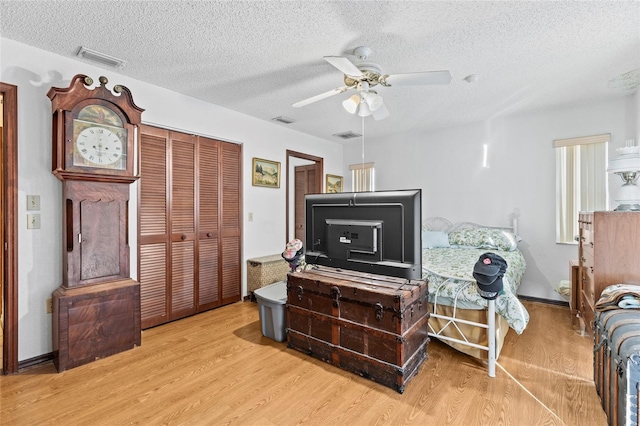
[422, 216, 529, 377]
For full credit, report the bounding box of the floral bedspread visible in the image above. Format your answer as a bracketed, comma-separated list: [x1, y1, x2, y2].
[422, 247, 529, 334]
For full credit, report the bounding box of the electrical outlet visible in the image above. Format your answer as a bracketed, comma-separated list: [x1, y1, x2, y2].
[46, 298, 53, 314]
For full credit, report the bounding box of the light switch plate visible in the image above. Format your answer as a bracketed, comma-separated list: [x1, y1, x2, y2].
[27, 195, 40, 210]
[27, 214, 41, 229]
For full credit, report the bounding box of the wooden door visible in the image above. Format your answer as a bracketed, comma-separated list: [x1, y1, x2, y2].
[71, 182, 130, 285]
[139, 127, 169, 329]
[0, 105, 4, 326]
[294, 164, 317, 243]
[1, 84, 19, 374]
[169, 132, 197, 320]
[220, 142, 242, 305]
[197, 137, 220, 310]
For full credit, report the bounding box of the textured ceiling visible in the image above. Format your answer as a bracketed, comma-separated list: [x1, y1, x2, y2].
[1, 1, 639, 144]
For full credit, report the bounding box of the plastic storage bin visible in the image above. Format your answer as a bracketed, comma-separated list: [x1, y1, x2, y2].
[254, 280, 287, 342]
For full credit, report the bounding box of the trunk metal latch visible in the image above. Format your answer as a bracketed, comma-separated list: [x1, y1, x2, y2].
[331, 286, 341, 307]
[375, 303, 384, 321]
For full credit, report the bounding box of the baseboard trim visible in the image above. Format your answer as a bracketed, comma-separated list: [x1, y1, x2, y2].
[518, 295, 569, 307]
[18, 352, 53, 371]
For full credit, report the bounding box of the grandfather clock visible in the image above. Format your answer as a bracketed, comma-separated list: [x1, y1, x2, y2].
[47, 74, 144, 371]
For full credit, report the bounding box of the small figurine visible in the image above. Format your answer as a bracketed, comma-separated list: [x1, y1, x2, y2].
[282, 239, 305, 272]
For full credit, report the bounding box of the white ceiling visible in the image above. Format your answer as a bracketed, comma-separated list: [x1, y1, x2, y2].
[1, 1, 639, 144]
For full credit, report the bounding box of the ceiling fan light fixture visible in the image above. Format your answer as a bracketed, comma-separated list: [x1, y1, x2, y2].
[343, 94, 360, 114]
[358, 100, 372, 117]
[362, 92, 383, 111]
[372, 102, 390, 120]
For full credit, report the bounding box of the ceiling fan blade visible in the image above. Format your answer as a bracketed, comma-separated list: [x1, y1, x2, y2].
[372, 102, 390, 121]
[608, 68, 640, 90]
[382, 70, 452, 86]
[292, 86, 349, 108]
[323, 56, 363, 78]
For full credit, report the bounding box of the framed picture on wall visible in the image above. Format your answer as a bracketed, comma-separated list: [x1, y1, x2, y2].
[326, 174, 343, 193]
[252, 157, 281, 188]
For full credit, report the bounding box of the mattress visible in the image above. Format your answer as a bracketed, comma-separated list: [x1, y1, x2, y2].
[422, 247, 529, 334]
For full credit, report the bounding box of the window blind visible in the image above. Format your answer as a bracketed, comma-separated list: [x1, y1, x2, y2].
[349, 162, 375, 192]
[555, 134, 609, 243]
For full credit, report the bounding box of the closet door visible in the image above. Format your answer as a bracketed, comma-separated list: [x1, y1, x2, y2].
[139, 127, 169, 329]
[170, 132, 197, 320]
[139, 125, 242, 329]
[220, 142, 242, 304]
[197, 137, 220, 310]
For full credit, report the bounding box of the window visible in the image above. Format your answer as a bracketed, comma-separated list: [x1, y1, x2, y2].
[555, 134, 609, 243]
[350, 162, 375, 192]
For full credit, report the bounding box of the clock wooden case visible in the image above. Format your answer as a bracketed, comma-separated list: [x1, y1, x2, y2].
[49, 74, 141, 182]
[48, 74, 144, 287]
[47, 74, 144, 372]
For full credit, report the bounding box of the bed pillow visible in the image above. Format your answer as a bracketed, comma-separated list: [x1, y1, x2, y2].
[422, 230, 450, 249]
[447, 227, 518, 251]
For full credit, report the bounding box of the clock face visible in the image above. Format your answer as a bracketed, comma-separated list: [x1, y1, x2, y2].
[73, 119, 127, 170]
[76, 126, 123, 165]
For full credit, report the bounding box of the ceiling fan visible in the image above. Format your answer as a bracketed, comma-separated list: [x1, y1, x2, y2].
[292, 46, 452, 120]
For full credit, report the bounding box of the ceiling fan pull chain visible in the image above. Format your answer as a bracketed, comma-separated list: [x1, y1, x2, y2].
[361, 115, 365, 170]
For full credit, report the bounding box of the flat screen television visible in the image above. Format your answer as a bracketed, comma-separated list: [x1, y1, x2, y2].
[304, 189, 422, 280]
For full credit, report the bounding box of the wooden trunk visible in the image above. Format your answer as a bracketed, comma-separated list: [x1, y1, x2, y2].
[286, 266, 429, 393]
[594, 309, 640, 426]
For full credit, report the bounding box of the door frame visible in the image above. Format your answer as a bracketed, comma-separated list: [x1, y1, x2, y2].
[293, 162, 316, 243]
[285, 150, 323, 245]
[1, 82, 18, 374]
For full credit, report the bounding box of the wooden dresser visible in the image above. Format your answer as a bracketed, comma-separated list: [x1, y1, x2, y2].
[576, 211, 640, 336]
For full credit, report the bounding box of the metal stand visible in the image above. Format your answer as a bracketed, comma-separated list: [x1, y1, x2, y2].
[428, 281, 499, 377]
[488, 299, 496, 377]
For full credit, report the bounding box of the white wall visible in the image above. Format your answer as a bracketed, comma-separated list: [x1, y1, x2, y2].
[344, 96, 635, 302]
[631, 90, 640, 143]
[2, 38, 343, 361]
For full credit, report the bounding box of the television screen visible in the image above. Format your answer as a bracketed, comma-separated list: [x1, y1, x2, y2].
[304, 189, 422, 280]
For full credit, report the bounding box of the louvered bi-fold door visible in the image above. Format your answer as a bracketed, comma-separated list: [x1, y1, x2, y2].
[139, 127, 169, 328]
[170, 133, 197, 320]
[220, 142, 242, 305]
[139, 126, 242, 329]
[198, 137, 220, 310]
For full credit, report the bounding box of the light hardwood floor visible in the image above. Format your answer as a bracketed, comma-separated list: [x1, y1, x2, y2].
[1, 300, 606, 425]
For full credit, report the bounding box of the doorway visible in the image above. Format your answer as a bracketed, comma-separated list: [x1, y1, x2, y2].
[293, 162, 316, 243]
[285, 150, 323, 246]
[1, 82, 18, 374]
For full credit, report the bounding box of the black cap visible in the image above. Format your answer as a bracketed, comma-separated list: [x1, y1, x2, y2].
[473, 253, 507, 300]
